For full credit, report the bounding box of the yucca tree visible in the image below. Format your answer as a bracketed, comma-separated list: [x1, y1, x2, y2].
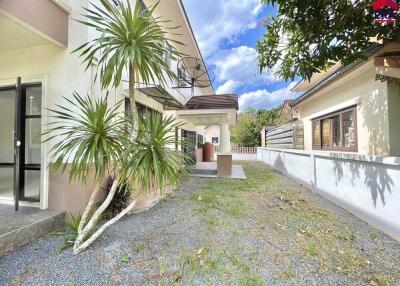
[73, 0, 182, 132]
[45, 95, 188, 254]
[125, 113, 188, 194]
[45, 93, 130, 254]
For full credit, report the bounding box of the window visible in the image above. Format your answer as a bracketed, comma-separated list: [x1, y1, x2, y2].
[312, 106, 357, 152]
[197, 134, 204, 148]
[212, 137, 219, 144]
[125, 98, 160, 121]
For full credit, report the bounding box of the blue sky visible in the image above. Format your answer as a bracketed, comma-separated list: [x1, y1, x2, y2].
[182, 0, 297, 111]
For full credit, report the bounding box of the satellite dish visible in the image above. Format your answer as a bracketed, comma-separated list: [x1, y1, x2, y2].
[175, 57, 214, 93]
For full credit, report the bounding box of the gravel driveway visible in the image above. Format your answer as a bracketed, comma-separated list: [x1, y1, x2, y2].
[1, 161, 399, 285]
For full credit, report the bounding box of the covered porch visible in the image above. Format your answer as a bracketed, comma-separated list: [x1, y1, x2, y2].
[178, 94, 239, 178]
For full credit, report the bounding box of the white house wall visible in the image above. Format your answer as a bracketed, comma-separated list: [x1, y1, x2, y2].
[204, 125, 221, 145]
[298, 61, 393, 156]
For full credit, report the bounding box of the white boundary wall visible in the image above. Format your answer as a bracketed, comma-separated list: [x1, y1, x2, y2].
[257, 147, 400, 241]
[232, 154, 257, 161]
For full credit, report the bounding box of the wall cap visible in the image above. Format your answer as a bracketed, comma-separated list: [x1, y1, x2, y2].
[257, 147, 400, 167]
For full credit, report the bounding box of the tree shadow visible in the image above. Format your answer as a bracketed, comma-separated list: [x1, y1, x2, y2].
[361, 79, 391, 156]
[272, 151, 287, 175]
[332, 153, 397, 208]
[330, 69, 400, 207]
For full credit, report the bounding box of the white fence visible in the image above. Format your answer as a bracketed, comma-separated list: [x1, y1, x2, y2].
[214, 146, 257, 161]
[215, 146, 257, 154]
[232, 153, 257, 161]
[257, 147, 400, 241]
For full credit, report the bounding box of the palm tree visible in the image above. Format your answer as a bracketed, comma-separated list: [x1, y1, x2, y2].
[73, 0, 182, 132]
[45, 94, 188, 254]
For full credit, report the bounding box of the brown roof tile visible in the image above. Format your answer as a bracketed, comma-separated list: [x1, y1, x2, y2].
[185, 94, 239, 110]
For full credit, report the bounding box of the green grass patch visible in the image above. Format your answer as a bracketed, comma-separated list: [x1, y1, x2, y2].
[239, 274, 265, 286]
[282, 268, 296, 279]
[120, 253, 130, 263]
[176, 244, 265, 285]
[203, 215, 219, 231]
[305, 243, 318, 257]
[131, 242, 145, 253]
[370, 231, 378, 241]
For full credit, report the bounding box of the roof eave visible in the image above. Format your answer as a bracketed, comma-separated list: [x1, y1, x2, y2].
[290, 44, 383, 108]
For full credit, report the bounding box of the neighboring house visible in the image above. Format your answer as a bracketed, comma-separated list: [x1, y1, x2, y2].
[275, 99, 296, 126]
[261, 99, 298, 149]
[0, 0, 238, 215]
[291, 42, 400, 156]
[258, 41, 400, 241]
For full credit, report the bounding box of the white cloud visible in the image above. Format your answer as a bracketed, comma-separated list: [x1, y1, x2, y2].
[183, 0, 296, 110]
[211, 45, 280, 94]
[239, 83, 298, 111]
[216, 80, 240, 94]
[182, 0, 262, 58]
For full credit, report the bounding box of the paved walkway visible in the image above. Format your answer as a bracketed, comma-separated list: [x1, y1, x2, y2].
[0, 162, 399, 285]
[0, 205, 64, 256]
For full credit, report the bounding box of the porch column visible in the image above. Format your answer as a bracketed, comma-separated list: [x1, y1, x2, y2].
[219, 123, 231, 153]
[217, 123, 232, 177]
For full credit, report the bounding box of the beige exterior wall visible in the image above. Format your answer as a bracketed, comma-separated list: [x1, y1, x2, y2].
[297, 60, 400, 156]
[48, 166, 105, 219]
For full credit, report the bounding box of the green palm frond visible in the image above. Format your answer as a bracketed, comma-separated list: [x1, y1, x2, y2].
[43, 93, 125, 183]
[123, 113, 189, 194]
[73, 0, 183, 89]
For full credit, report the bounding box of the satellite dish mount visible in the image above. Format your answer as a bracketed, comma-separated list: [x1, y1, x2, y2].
[174, 57, 214, 96]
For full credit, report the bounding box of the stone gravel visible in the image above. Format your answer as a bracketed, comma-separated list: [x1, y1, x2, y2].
[0, 162, 399, 286]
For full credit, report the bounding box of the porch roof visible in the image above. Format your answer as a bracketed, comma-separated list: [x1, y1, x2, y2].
[185, 94, 239, 110]
[178, 94, 238, 126]
[137, 85, 184, 110]
[176, 108, 237, 126]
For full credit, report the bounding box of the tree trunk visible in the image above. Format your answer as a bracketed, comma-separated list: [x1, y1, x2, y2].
[73, 200, 137, 254]
[73, 178, 120, 251]
[77, 181, 103, 234]
[129, 63, 139, 139]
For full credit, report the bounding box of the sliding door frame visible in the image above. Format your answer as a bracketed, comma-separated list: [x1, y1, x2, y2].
[0, 76, 48, 210]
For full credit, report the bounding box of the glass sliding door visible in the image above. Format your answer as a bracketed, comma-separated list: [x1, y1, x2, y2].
[0, 82, 42, 205]
[20, 85, 42, 201]
[0, 87, 16, 199]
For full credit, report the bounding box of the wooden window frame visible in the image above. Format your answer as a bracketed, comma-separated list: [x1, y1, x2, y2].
[312, 106, 358, 152]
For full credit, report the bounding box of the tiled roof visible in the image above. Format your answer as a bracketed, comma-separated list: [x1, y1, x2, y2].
[185, 94, 239, 110]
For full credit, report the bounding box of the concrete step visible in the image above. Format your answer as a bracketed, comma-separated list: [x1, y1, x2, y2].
[0, 205, 65, 256]
[190, 168, 217, 175]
